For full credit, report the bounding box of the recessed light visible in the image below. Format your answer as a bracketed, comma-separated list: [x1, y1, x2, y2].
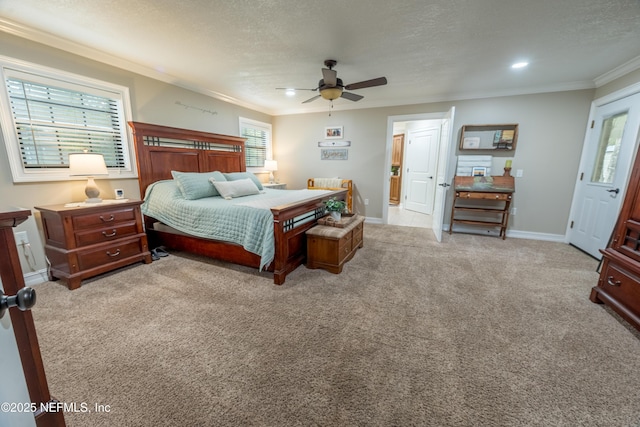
[511, 62, 529, 69]
[285, 89, 296, 97]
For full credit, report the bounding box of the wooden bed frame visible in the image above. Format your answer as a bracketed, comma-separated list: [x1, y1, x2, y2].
[129, 121, 346, 285]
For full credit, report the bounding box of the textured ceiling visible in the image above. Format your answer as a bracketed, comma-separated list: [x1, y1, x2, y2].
[1, 0, 640, 115]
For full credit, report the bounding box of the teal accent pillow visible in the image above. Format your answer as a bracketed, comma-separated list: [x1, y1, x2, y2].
[223, 172, 264, 190]
[171, 170, 227, 199]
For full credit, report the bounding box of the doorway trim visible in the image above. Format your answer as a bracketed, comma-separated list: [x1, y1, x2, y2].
[384, 112, 449, 225]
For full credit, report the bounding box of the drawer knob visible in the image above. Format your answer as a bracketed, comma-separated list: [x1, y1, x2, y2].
[106, 249, 121, 257]
[100, 214, 115, 222]
[102, 229, 117, 237]
[606, 276, 621, 287]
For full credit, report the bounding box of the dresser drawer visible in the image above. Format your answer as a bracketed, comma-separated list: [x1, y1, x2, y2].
[77, 238, 145, 271]
[74, 222, 139, 247]
[600, 263, 640, 315]
[457, 191, 511, 201]
[72, 206, 137, 229]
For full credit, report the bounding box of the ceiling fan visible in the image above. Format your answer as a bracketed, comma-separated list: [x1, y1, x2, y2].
[278, 59, 387, 104]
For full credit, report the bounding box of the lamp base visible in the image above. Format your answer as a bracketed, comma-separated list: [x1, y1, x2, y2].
[84, 177, 102, 203]
[269, 172, 275, 184]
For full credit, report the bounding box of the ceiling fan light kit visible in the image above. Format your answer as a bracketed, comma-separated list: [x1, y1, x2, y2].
[279, 59, 387, 105]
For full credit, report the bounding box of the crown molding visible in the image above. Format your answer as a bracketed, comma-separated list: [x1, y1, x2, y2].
[594, 54, 640, 87]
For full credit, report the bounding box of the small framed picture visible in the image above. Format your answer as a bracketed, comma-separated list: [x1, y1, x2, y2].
[325, 126, 343, 139]
[472, 167, 487, 177]
[115, 189, 125, 199]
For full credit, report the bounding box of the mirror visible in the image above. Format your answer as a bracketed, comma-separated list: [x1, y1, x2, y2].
[460, 124, 518, 150]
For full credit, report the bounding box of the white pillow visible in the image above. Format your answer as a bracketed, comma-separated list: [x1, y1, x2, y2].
[209, 178, 259, 199]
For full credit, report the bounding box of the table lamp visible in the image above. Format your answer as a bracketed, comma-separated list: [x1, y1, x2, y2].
[264, 159, 278, 183]
[68, 153, 109, 203]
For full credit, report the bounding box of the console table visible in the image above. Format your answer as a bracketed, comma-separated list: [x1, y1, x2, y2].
[449, 173, 515, 239]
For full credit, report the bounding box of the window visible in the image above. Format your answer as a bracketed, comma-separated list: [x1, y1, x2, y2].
[239, 117, 272, 170]
[0, 57, 136, 182]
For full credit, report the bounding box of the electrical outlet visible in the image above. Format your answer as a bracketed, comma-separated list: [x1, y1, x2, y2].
[511, 207, 517, 215]
[14, 230, 28, 245]
[364, 199, 369, 205]
[516, 169, 524, 178]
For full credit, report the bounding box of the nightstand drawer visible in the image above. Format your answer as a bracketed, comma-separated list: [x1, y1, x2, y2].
[74, 221, 139, 247]
[72, 206, 137, 229]
[77, 238, 145, 271]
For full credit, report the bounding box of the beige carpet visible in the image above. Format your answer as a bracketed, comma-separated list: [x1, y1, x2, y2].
[31, 224, 640, 426]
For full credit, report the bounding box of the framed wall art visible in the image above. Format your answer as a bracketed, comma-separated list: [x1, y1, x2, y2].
[325, 126, 343, 139]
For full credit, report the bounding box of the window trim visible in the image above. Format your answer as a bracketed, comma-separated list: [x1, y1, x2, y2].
[238, 117, 272, 173]
[0, 55, 137, 183]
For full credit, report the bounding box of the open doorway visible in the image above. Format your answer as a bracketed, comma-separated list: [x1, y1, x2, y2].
[384, 114, 446, 228]
[383, 109, 456, 241]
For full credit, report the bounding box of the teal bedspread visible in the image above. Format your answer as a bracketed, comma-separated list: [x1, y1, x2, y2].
[141, 180, 330, 270]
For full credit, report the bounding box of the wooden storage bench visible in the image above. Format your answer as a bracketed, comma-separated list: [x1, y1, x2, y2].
[306, 215, 364, 274]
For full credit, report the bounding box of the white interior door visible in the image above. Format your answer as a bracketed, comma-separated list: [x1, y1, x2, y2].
[431, 107, 455, 242]
[568, 92, 640, 258]
[0, 279, 37, 427]
[404, 128, 439, 214]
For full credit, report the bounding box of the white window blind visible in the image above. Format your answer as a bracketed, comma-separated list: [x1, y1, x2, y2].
[7, 77, 125, 169]
[0, 57, 136, 183]
[239, 117, 272, 168]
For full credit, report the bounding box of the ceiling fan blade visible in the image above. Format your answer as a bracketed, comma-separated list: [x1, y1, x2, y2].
[340, 92, 364, 102]
[276, 87, 317, 91]
[322, 68, 337, 87]
[344, 77, 387, 91]
[302, 95, 321, 104]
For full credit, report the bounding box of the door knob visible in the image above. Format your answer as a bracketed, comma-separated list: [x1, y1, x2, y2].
[606, 188, 620, 194]
[0, 287, 36, 319]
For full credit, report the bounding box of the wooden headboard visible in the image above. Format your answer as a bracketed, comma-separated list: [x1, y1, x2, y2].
[128, 121, 247, 197]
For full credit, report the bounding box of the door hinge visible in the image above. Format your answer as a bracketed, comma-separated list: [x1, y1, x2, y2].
[591, 120, 595, 129]
[580, 172, 584, 181]
[570, 220, 574, 229]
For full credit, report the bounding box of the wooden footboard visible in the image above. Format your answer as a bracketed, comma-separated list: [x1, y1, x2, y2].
[144, 189, 347, 284]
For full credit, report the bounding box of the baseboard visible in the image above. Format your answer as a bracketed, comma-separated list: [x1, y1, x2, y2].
[22, 269, 49, 286]
[441, 224, 565, 242]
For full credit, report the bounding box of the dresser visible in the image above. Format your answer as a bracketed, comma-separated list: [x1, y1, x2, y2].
[35, 200, 152, 289]
[306, 215, 364, 274]
[449, 174, 515, 239]
[590, 151, 640, 331]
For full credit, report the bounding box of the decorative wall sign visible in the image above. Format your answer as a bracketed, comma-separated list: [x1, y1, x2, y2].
[318, 140, 351, 147]
[321, 148, 348, 160]
[175, 101, 218, 116]
[325, 126, 343, 139]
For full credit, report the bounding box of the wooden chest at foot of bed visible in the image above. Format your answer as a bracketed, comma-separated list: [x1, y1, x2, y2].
[305, 215, 364, 274]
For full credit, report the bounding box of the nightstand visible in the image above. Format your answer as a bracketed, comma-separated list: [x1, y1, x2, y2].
[263, 183, 287, 189]
[35, 200, 152, 290]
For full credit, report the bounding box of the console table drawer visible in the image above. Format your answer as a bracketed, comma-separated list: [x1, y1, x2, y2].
[457, 191, 511, 201]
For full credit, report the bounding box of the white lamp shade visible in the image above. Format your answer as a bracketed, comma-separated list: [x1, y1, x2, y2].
[264, 160, 278, 171]
[68, 153, 108, 176]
